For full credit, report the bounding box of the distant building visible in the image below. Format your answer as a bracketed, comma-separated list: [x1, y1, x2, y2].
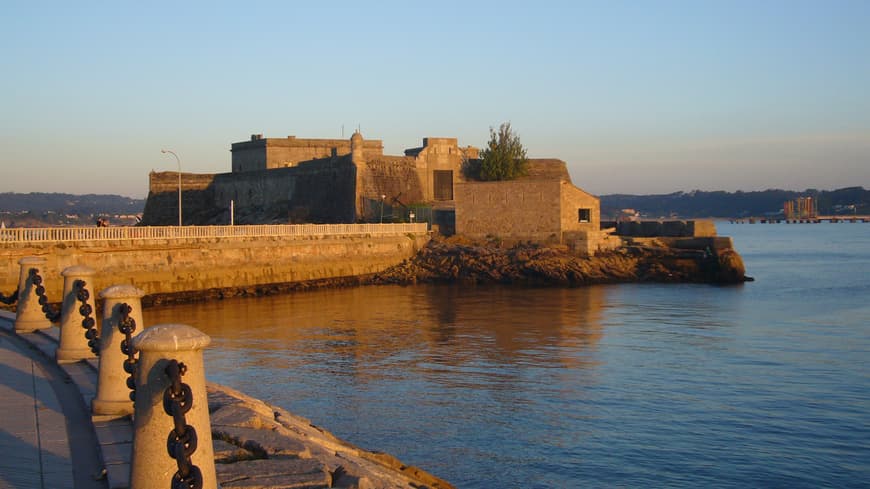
[141, 132, 610, 252]
[783, 197, 817, 219]
[143, 132, 478, 225]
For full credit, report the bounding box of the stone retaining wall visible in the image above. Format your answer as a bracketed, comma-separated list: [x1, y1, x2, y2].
[0, 234, 430, 300]
[601, 220, 717, 237]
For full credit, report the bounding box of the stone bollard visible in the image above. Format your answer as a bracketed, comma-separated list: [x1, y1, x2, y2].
[14, 257, 52, 333]
[130, 324, 216, 489]
[56, 266, 97, 363]
[92, 284, 145, 416]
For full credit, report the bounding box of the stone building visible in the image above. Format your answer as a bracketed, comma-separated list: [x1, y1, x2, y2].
[141, 132, 478, 225]
[141, 132, 612, 253]
[455, 160, 617, 255]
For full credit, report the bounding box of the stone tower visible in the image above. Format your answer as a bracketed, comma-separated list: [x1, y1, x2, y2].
[350, 131, 369, 221]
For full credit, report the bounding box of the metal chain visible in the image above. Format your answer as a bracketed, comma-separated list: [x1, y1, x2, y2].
[29, 268, 61, 322]
[117, 303, 138, 402]
[75, 280, 100, 356]
[164, 359, 202, 489]
[0, 288, 18, 305]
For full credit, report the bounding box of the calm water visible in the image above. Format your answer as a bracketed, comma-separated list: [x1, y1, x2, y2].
[144, 223, 870, 488]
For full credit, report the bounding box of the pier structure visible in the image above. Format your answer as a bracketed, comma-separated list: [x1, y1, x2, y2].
[729, 215, 870, 224]
[0, 257, 456, 489]
[0, 223, 430, 301]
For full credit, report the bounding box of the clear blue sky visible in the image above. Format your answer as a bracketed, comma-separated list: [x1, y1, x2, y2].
[2, 1, 868, 198]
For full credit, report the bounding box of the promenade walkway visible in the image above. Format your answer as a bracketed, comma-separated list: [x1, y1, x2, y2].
[0, 309, 452, 489]
[0, 313, 107, 489]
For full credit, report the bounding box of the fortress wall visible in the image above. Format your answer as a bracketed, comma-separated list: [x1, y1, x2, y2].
[0, 233, 430, 300]
[141, 172, 220, 225]
[141, 161, 358, 225]
[265, 140, 384, 169]
[559, 182, 601, 234]
[361, 156, 425, 206]
[232, 137, 384, 171]
[213, 159, 357, 223]
[455, 180, 563, 242]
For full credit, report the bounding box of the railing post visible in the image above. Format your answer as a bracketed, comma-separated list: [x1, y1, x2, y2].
[92, 284, 145, 416]
[14, 257, 52, 333]
[130, 324, 216, 489]
[56, 265, 97, 363]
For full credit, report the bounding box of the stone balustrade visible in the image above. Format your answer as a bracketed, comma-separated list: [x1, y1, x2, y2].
[0, 222, 428, 243]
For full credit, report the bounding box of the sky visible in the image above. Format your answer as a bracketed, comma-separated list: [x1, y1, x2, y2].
[1, 1, 868, 198]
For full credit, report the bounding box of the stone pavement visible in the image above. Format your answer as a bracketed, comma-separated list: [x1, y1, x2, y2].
[0, 330, 74, 489]
[0, 309, 454, 489]
[0, 313, 106, 489]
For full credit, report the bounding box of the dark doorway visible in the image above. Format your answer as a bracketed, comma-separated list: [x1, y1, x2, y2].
[434, 170, 454, 201]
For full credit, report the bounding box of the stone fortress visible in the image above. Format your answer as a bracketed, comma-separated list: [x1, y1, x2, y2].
[141, 131, 616, 254]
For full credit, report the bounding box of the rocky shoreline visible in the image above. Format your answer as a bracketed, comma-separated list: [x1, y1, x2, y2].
[142, 236, 747, 307]
[209, 382, 453, 489]
[370, 236, 748, 286]
[3, 236, 749, 312]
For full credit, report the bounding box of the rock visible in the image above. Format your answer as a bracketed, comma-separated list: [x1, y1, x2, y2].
[331, 472, 374, 489]
[216, 458, 328, 489]
[214, 426, 312, 459]
[211, 403, 279, 430]
[209, 383, 455, 489]
[214, 439, 257, 463]
[716, 249, 746, 283]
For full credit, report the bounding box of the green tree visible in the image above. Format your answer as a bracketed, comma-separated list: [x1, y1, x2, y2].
[477, 122, 529, 181]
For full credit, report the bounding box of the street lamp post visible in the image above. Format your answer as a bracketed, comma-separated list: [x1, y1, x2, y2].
[161, 149, 182, 226]
[380, 194, 386, 224]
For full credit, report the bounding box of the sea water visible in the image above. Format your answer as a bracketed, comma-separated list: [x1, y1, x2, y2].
[144, 222, 870, 488]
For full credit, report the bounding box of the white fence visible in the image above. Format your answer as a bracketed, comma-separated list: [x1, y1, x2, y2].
[0, 223, 429, 244]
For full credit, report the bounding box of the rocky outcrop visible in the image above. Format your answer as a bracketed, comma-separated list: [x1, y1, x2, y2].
[137, 236, 749, 307]
[372, 236, 748, 286]
[208, 383, 454, 489]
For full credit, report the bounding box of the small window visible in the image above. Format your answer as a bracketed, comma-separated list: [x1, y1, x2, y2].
[578, 209, 591, 223]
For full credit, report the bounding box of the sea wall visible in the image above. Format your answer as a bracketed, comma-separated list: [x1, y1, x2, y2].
[0, 233, 430, 300]
[601, 220, 718, 237]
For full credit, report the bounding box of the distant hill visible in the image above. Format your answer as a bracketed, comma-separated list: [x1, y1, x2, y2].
[600, 187, 869, 219]
[0, 192, 145, 214]
[0, 192, 145, 227]
[2, 188, 867, 226]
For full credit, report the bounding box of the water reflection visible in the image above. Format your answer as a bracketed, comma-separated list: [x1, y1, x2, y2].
[143, 283, 612, 487]
[143, 284, 609, 381]
[144, 227, 870, 488]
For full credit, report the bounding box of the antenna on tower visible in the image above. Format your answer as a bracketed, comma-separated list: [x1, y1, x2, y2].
[341, 124, 344, 138]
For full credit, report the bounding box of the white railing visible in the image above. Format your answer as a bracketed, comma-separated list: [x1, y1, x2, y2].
[0, 223, 429, 244]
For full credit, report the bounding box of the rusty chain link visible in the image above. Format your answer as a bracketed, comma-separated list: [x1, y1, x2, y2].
[164, 359, 202, 489]
[0, 288, 18, 305]
[29, 268, 61, 322]
[117, 303, 138, 402]
[75, 280, 100, 356]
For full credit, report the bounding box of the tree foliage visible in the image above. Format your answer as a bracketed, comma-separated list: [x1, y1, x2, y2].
[472, 122, 529, 181]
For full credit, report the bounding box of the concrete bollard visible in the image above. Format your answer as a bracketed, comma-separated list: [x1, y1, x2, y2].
[14, 257, 52, 333]
[56, 265, 97, 363]
[92, 284, 145, 416]
[130, 324, 216, 489]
